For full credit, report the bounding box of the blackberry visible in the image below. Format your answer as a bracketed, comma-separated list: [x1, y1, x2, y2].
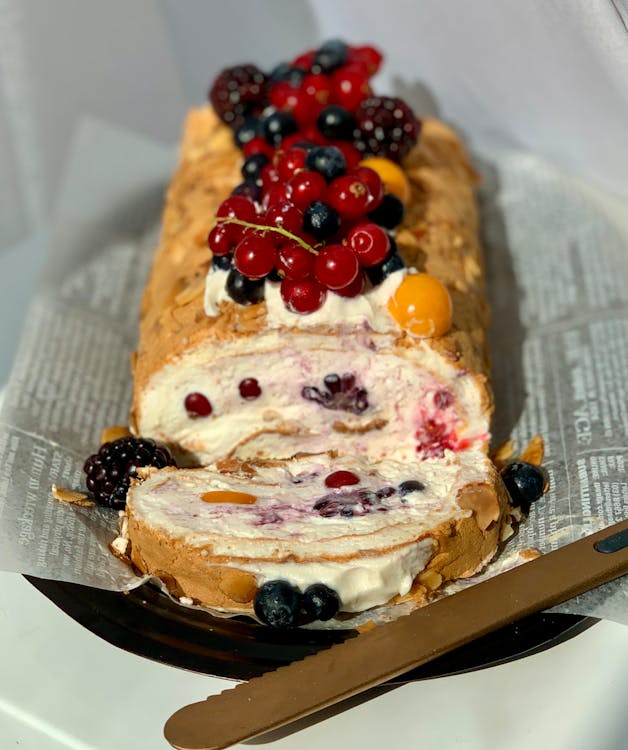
[226, 268, 265, 305]
[501, 462, 546, 513]
[302, 201, 341, 241]
[316, 105, 356, 141]
[254, 580, 302, 628]
[367, 193, 405, 229]
[83, 437, 174, 509]
[261, 110, 298, 146]
[305, 146, 346, 182]
[311, 39, 349, 74]
[241, 153, 269, 183]
[353, 96, 420, 162]
[209, 64, 268, 128]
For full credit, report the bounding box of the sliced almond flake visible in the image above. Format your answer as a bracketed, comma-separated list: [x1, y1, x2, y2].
[519, 548, 542, 561]
[520, 434, 545, 466]
[491, 439, 515, 470]
[51, 484, 95, 507]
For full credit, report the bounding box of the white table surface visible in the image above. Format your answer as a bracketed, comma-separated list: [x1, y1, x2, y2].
[0, 571, 627, 750]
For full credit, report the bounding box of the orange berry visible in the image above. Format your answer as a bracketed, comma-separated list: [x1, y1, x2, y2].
[387, 273, 453, 337]
[200, 490, 257, 505]
[358, 157, 410, 204]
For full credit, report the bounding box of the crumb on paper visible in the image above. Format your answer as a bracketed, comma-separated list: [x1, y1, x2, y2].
[356, 620, 378, 633]
[109, 536, 131, 563]
[179, 596, 194, 606]
[519, 548, 542, 561]
[51, 484, 95, 507]
[100, 424, 131, 444]
[520, 434, 545, 466]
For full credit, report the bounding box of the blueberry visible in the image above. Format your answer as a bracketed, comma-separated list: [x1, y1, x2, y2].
[231, 181, 262, 202]
[302, 583, 340, 621]
[376, 486, 396, 499]
[366, 243, 405, 286]
[316, 105, 356, 141]
[241, 153, 268, 182]
[501, 461, 546, 512]
[269, 63, 307, 87]
[398, 480, 426, 496]
[261, 110, 298, 146]
[305, 146, 346, 182]
[303, 200, 341, 241]
[225, 269, 265, 305]
[254, 580, 302, 628]
[311, 39, 348, 74]
[212, 253, 232, 271]
[234, 116, 260, 148]
[367, 193, 405, 229]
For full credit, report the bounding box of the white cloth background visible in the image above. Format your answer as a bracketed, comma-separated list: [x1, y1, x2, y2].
[1, 0, 627, 256]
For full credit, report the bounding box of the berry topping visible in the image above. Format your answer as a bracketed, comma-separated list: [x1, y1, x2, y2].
[302, 583, 340, 621]
[350, 165, 384, 209]
[501, 462, 546, 513]
[311, 39, 349, 75]
[184, 392, 213, 418]
[233, 116, 260, 148]
[268, 63, 307, 88]
[325, 470, 360, 488]
[305, 146, 347, 182]
[239, 377, 262, 400]
[367, 192, 405, 229]
[326, 175, 371, 220]
[242, 135, 274, 159]
[241, 153, 269, 182]
[302, 200, 341, 241]
[233, 233, 277, 278]
[434, 388, 454, 410]
[398, 479, 426, 496]
[349, 45, 383, 76]
[331, 66, 372, 112]
[353, 96, 420, 161]
[280, 278, 327, 314]
[334, 270, 366, 298]
[254, 580, 302, 628]
[231, 181, 262, 202]
[217, 195, 258, 223]
[275, 146, 308, 181]
[209, 64, 268, 128]
[313, 487, 389, 518]
[276, 243, 315, 280]
[302, 371, 369, 414]
[316, 105, 356, 140]
[365, 242, 405, 286]
[226, 268, 265, 305]
[287, 170, 327, 209]
[264, 200, 304, 235]
[314, 244, 359, 289]
[387, 273, 453, 337]
[346, 223, 390, 267]
[212, 253, 232, 271]
[358, 157, 411, 203]
[207, 223, 238, 257]
[83, 437, 174, 509]
[261, 110, 298, 146]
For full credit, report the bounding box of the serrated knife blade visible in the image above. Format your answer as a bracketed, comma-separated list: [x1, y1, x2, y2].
[164, 519, 628, 750]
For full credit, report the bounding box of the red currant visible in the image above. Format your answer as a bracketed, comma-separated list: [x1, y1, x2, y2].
[325, 176, 371, 220]
[264, 201, 304, 235]
[314, 244, 359, 290]
[280, 278, 327, 314]
[269, 81, 297, 111]
[330, 141, 362, 169]
[346, 223, 390, 266]
[239, 378, 262, 399]
[331, 67, 372, 112]
[217, 195, 257, 222]
[276, 147, 308, 181]
[349, 45, 383, 76]
[281, 132, 309, 150]
[276, 242, 315, 280]
[287, 170, 327, 209]
[263, 182, 291, 208]
[233, 232, 277, 278]
[350, 166, 384, 209]
[207, 223, 238, 256]
[334, 270, 366, 298]
[301, 74, 332, 108]
[260, 164, 279, 192]
[293, 50, 316, 71]
[185, 392, 213, 418]
[324, 470, 360, 488]
[243, 136, 274, 159]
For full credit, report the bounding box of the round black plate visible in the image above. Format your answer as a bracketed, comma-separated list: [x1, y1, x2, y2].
[25, 576, 595, 682]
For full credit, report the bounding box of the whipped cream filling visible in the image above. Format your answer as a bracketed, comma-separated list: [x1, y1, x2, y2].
[129, 453, 491, 611]
[137, 331, 488, 466]
[204, 267, 407, 333]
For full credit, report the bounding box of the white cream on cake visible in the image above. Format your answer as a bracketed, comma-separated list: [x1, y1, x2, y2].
[127, 452, 491, 611]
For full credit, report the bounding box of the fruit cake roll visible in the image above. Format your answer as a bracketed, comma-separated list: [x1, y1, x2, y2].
[125, 452, 511, 623]
[130, 106, 491, 469]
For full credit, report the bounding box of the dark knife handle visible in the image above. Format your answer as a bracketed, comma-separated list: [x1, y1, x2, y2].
[164, 519, 628, 750]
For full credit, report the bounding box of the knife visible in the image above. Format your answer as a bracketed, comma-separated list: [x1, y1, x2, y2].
[164, 519, 628, 750]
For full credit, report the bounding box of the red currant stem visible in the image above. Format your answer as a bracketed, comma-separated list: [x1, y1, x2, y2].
[216, 217, 319, 255]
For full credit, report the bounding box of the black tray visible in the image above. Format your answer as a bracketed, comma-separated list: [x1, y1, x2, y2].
[25, 576, 596, 682]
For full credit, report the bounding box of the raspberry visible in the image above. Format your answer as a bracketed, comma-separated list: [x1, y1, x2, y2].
[209, 64, 268, 128]
[83, 437, 174, 509]
[353, 96, 420, 162]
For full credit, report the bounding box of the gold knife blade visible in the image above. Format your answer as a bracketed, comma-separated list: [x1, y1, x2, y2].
[164, 519, 628, 750]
